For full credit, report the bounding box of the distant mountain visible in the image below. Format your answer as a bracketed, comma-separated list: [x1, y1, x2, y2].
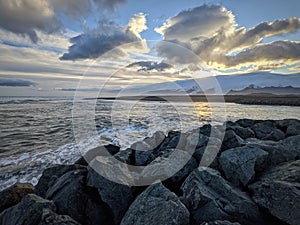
[227, 84, 300, 95]
[123, 72, 300, 95]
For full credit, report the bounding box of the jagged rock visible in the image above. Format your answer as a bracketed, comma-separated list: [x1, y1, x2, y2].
[35, 164, 86, 198]
[286, 123, 300, 137]
[87, 157, 135, 225]
[249, 160, 300, 225]
[0, 194, 56, 225]
[0, 183, 34, 212]
[275, 119, 300, 135]
[75, 144, 120, 166]
[200, 221, 241, 225]
[219, 146, 269, 186]
[247, 135, 300, 167]
[193, 144, 220, 169]
[38, 209, 80, 225]
[226, 122, 255, 139]
[157, 131, 182, 152]
[251, 121, 285, 141]
[181, 167, 265, 225]
[114, 148, 134, 164]
[221, 130, 244, 151]
[121, 182, 189, 225]
[140, 149, 198, 190]
[131, 131, 165, 151]
[45, 167, 113, 225]
[199, 124, 212, 136]
[236, 119, 257, 128]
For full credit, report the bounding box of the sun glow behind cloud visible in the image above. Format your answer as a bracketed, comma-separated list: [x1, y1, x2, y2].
[0, 1, 299, 96]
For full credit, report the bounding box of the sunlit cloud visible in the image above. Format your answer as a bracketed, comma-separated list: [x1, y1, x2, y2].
[60, 13, 148, 60]
[155, 5, 300, 74]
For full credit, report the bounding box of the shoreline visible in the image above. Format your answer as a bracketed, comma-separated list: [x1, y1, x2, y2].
[95, 94, 300, 107]
[0, 118, 299, 225]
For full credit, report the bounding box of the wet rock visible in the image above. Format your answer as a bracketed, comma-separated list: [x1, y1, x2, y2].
[181, 167, 265, 225]
[252, 121, 285, 141]
[249, 160, 300, 225]
[157, 131, 182, 152]
[200, 221, 241, 225]
[121, 182, 189, 225]
[221, 130, 244, 151]
[35, 164, 86, 198]
[0, 183, 34, 212]
[87, 157, 135, 225]
[219, 146, 269, 186]
[131, 131, 165, 151]
[0, 194, 56, 225]
[75, 144, 120, 166]
[114, 148, 134, 164]
[45, 167, 113, 225]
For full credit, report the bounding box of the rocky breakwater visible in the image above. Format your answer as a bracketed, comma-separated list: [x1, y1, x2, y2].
[0, 119, 299, 225]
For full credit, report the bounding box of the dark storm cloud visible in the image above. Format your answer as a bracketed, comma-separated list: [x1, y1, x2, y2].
[0, 78, 35, 87]
[0, 0, 63, 43]
[127, 61, 172, 72]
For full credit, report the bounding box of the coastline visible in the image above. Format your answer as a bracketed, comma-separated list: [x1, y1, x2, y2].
[0, 118, 299, 225]
[95, 94, 300, 107]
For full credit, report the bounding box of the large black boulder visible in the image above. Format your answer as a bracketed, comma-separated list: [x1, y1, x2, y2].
[0, 194, 78, 225]
[45, 167, 114, 225]
[219, 146, 269, 186]
[87, 157, 135, 225]
[181, 167, 265, 225]
[121, 182, 190, 225]
[249, 160, 300, 225]
[34, 164, 86, 198]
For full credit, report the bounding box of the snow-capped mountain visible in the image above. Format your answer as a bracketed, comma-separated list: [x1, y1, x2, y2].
[123, 72, 300, 95]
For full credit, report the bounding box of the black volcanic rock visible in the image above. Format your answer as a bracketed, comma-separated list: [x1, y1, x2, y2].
[251, 121, 285, 141]
[75, 144, 120, 166]
[121, 182, 190, 225]
[0, 183, 34, 213]
[0, 194, 55, 225]
[246, 134, 300, 167]
[44, 167, 113, 225]
[249, 160, 300, 225]
[35, 164, 86, 198]
[181, 167, 265, 225]
[221, 130, 245, 151]
[219, 146, 269, 186]
[87, 158, 135, 225]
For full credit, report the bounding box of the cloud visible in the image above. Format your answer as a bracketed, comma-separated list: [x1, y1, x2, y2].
[155, 5, 236, 42]
[93, 0, 127, 11]
[218, 41, 300, 69]
[155, 4, 300, 73]
[0, 0, 62, 43]
[127, 61, 172, 72]
[0, 78, 35, 87]
[60, 13, 148, 60]
[50, 0, 92, 18]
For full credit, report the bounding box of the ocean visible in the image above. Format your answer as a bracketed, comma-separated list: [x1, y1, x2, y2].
[0, 97, 299, 191]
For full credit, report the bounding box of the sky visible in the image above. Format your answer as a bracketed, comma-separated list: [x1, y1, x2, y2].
[0, 0, 300, 96]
